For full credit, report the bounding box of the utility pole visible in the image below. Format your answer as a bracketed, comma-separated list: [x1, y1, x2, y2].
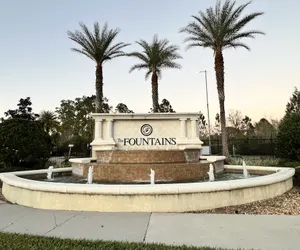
[200, 70, 212, 155]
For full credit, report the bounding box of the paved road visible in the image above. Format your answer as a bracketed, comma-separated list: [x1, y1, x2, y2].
[0, 202, 299, 250]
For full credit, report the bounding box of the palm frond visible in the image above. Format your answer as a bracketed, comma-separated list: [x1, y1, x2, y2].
[93, 22, 101, 42]
[145, 70, 152, 80]
[67, 30, 95, 56]
[67, 22, 130, 64]
[71, 48, 95, 61]
[129, 63, 148, 73]
[224, 42, 250, 50]
[180, 0, 264, 52]
[156, 69, 162, 79]
[79, 22, 97, 49]
[229, 12, 265, 35]
[160, 61, 182, 70]
[127, 52, 149, 63]
[128, 35, 181, 78]
[105, 42, 131, 60]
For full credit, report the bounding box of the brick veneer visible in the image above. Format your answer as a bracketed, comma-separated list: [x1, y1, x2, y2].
[225, 168, 275, 175]
[82, 161, 209, 183]
[96, 149, 200, 164]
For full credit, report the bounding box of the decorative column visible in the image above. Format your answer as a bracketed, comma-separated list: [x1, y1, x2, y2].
[180, 118, 187, 139]
[190, 118, 198, 139]
[94, 119, 103, 140]
[106, 119, 114, 140]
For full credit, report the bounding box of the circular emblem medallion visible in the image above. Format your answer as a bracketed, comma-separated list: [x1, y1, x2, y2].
[140, 124, 153, 136]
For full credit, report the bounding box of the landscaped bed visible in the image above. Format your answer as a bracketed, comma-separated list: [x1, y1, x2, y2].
[192, 186, 300, 215]
[0, 232, 232, 250]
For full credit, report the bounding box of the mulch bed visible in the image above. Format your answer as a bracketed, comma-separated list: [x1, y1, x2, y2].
[191, 186, 300, 215]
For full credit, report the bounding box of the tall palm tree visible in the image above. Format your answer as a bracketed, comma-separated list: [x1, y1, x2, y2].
[180, 0, 264, 158]
[67, 22, 130, 112]
[39, 111, 59, 135]
[128, 35, 182, 112]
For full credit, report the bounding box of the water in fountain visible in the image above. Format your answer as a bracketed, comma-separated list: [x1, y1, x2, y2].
[207, 164, 215, 181]
[242, 160, 249, 178]
[47, 166, 54, 180]
[87, 166, 94, 184]
[150, 168, 155, 185]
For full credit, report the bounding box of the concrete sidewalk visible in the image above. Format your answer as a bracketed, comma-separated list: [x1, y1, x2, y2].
[0, 202, 299, 250]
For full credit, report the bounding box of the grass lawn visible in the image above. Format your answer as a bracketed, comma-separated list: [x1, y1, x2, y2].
[0, 232, 239, 250]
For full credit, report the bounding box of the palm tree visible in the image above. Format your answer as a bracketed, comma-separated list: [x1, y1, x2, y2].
[128, 35, 182, 112]
[180, 0, 264, 158]
[39, 111, 59, 135]
[67, 22, 130, 112]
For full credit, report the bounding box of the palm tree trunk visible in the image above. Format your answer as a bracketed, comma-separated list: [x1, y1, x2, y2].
[151, 72, 159, 112]
[214, 49, 229, 159]
[95, 64, 103, 113]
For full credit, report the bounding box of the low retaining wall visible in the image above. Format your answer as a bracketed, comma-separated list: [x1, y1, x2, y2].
[0, 166, 294, 212]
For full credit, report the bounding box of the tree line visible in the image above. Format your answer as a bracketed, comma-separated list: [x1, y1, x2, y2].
[0, 96, 175, 161]
[0, 86, 299, 170]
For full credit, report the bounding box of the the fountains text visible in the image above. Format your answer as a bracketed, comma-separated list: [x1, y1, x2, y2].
[119, 137, 177, 146]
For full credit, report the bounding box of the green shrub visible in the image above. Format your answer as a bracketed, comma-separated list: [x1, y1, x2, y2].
[0, 119, 52, 169]
[44, 160, 58, 169]
[229, 156, 280, 166]
[294, 167, 300, 186]
[61, 157, 71, 168]
[277, 112, 300, 161]
[279, 161, 300, 168]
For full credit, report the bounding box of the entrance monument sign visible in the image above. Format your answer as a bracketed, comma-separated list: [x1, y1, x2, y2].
[72, 113, 209, 183]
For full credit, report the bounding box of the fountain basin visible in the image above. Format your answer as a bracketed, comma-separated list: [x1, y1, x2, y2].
[0, 165, 294, 212]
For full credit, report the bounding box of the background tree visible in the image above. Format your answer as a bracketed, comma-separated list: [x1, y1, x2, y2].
[227, 109, 243, 130]
[241, 116, 255, 136]
[254, 118, 276, 138]
[286, 87, 300, 115]
[213, 113, 221, 135]
[158, 99, 175, 113]
[55, 95, 112, 155]
[128, 35, 181, 112]
[39, 110, 59, 135]
[0, 119, 52, 169]
[149, 98, 176, 113]
[115, 103, 134, 113]
[0, 100, 52, 169]
[180, 0, 264, 158]
[227, 109, 254, 136]
[5, 97, 39, 121]
[67, 22, 130, 112]
[198, 111, 208, 138]
[269, 117, 280, 133]
[277, 114, 300, 161]
[277, 89, 300, 161]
